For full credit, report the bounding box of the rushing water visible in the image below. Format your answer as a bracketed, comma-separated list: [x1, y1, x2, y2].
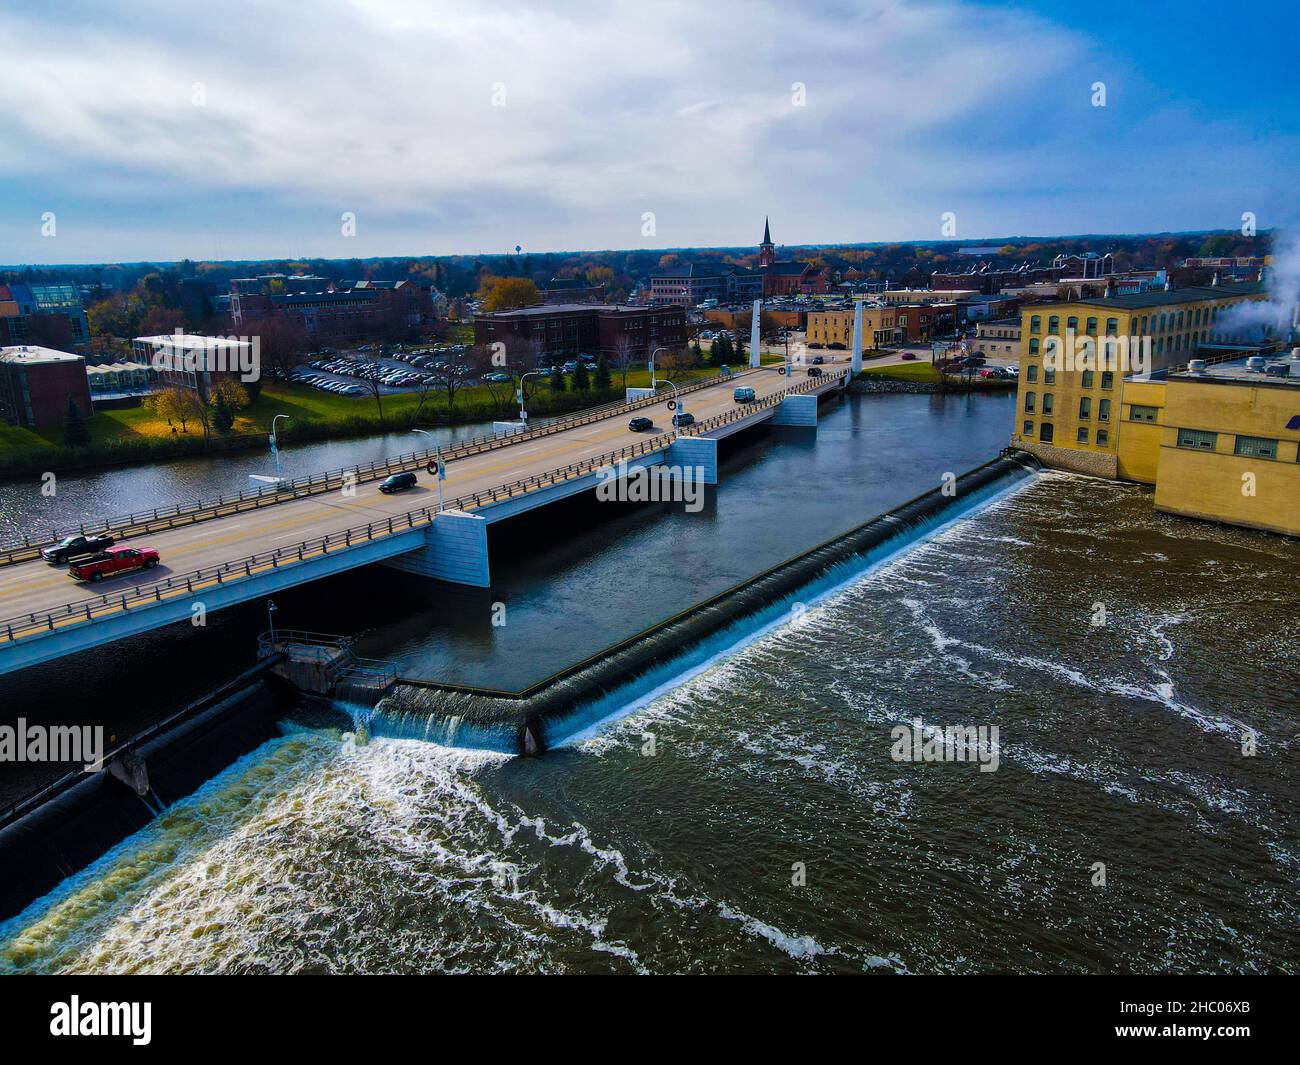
[2, 466, 1297, 973]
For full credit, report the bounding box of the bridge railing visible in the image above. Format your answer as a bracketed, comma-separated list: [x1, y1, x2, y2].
[0, 367, 765, 566]
[0, 370, 843, 648]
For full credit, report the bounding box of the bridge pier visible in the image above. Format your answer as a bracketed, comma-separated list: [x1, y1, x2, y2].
[381, 510, 491, 588]
[770, 394, 819, 427]
[665, 436, 718, 484]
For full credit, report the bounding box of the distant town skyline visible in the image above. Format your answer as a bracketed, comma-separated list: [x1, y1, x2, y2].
[2, 0, 1297, 265]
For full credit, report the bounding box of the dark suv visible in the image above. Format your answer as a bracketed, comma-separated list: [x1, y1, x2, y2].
[628, 416, 654, 431]
[378, 471, 418, 494]
[671, 412, 695, 427]
[41, 533, 116, 564]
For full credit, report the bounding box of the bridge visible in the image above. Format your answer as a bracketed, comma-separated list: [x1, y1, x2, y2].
[0, 364, 847, 675]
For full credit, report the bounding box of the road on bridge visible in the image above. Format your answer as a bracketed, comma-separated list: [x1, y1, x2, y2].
[0, 365, 838, 628]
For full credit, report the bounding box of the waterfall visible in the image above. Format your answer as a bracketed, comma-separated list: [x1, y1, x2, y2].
[374, 453, 1041, 754]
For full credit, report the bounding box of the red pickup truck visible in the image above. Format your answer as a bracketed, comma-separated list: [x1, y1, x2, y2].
[69, 546, 161, 582]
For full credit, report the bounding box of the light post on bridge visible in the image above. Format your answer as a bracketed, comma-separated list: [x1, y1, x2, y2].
[648, 346, 673, 391]
[250, 414, 290, 488]
[412, 429, 444, 512]
[517, 370, 544, 425]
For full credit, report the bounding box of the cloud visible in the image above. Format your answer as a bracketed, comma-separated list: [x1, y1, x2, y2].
[0, 0, 1294, 262]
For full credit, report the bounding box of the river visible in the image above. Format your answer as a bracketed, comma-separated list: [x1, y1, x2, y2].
[1, 389, 1297, 973]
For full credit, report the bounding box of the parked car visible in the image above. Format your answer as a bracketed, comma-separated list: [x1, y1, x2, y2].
[628, 416, 654, 432]
[733, 386, 756, 403]
[378, 471, 418, 494]
[42, 533, 115, 564]
[69, 546, 159, 582]
[811, 355, 826, 365]
[672, 412, 696, 427]
[483, 372, 512, 383]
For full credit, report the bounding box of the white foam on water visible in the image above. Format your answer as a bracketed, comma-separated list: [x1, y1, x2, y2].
[560, 471, 1038, 749]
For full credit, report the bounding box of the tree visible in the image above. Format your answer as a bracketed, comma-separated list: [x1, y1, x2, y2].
[734, 328, 747, 364]
[550, 364, 566, 392]
[478, 276, 541, 311]
[594, 355, 612, 391]
[573, 359, 591, 391]
[610, 336, 635, 390]
[212, 390, 235, 431]
[148, 387, 205, 435]
[62, 396, 90, 447]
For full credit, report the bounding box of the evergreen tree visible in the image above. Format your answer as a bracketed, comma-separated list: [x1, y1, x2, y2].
[691, 339, 704, 365]
[734, 329, 746, 363]
[550, 364, 566, 392]
[594, 355, 612, 391]
[573, 359, 591, 391]
[62, 395, 90, 447]
[212, 391, 234, 431]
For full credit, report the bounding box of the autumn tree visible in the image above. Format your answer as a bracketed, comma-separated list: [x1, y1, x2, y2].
[478, 276, 541, 312]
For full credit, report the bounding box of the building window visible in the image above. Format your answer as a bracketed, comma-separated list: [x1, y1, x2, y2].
[1027, 365, 1038, 383]
[1039, 423, 1054, 443]
[1098, 398, 1111, 421]
[1086, 317, 1098, 335]
[1082, 370, 1094, 388]
[1105, 317, 1118, 336]
[1024, 391, 1036, 413]
[1028, 338, 1040, 356]
[1067, 316, 1078, 332]
[1130, 404, 1158, 423]
[1030, 315, 1041, 334]
[1043, 393, 1054, 415]
[1023, 421, 1034, 436]
[1234, 435, 1278, 459]
[1078, 397, 1091, 419]
[1101, 371, 1114, 389]
[1096, 429, 1109, 446]
[1044, 368, 1056, 384]
[1048, 315, 1059, 334]
[1077, 427, 1089, 443]
[1177, 428, 1217, 451]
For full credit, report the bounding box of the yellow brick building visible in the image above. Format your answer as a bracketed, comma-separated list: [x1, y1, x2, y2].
[807, 305, 901, 351]
[1151, 364, 1300, 537]
[1010, 282, 1266, 476]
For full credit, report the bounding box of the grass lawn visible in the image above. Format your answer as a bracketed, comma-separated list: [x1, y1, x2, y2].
[861, 361, 941, 382]
[0, 361, 735, 476]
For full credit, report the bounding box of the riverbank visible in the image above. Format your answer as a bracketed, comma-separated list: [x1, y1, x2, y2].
[851, 361, 1017, 393]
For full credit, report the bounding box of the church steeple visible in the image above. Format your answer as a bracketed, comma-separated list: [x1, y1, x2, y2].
[759, 216, 775, 268]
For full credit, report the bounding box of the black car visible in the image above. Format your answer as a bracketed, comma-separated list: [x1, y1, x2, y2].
[378, 471, 418, 494]
[628, 416, 654, 432]
[807, 366, 823, 377]
[41, 533, 115, 564]
[811, 355, 826, 365]
[671, 412, 695, 427]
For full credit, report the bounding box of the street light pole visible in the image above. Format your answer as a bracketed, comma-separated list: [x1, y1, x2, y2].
[412, 429, 443, 511]
[648, 346, 672, 391]
[517, 370, 543, 424]
[269, 414, 290, 480]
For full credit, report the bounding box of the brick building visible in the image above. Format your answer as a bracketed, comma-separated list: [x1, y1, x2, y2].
[474, 303, 685, 361]
[0, 345, 93, 428]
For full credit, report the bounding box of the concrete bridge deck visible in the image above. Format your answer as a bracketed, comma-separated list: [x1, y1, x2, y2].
[0, 366, 846, 673]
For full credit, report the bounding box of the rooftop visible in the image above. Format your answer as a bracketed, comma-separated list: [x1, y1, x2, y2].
[0, 345, 83, 365]
[135, 333, 251, 349]
[1174, 350, 1300, 389]
[1072, 280, 1264, 310]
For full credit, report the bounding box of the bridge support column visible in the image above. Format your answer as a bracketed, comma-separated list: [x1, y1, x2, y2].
[382, 510, 491, 588]
[771, 394, 819, 427]
[851, 301, 864, 374]
[749, 299, 761, 368]
[665, 436, 718, 484]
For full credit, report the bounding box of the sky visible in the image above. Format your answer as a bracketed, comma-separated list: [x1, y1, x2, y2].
[1, 0, 1296, 265]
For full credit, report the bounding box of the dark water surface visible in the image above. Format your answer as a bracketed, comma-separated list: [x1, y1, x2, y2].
[3, 389, 1297, 973]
